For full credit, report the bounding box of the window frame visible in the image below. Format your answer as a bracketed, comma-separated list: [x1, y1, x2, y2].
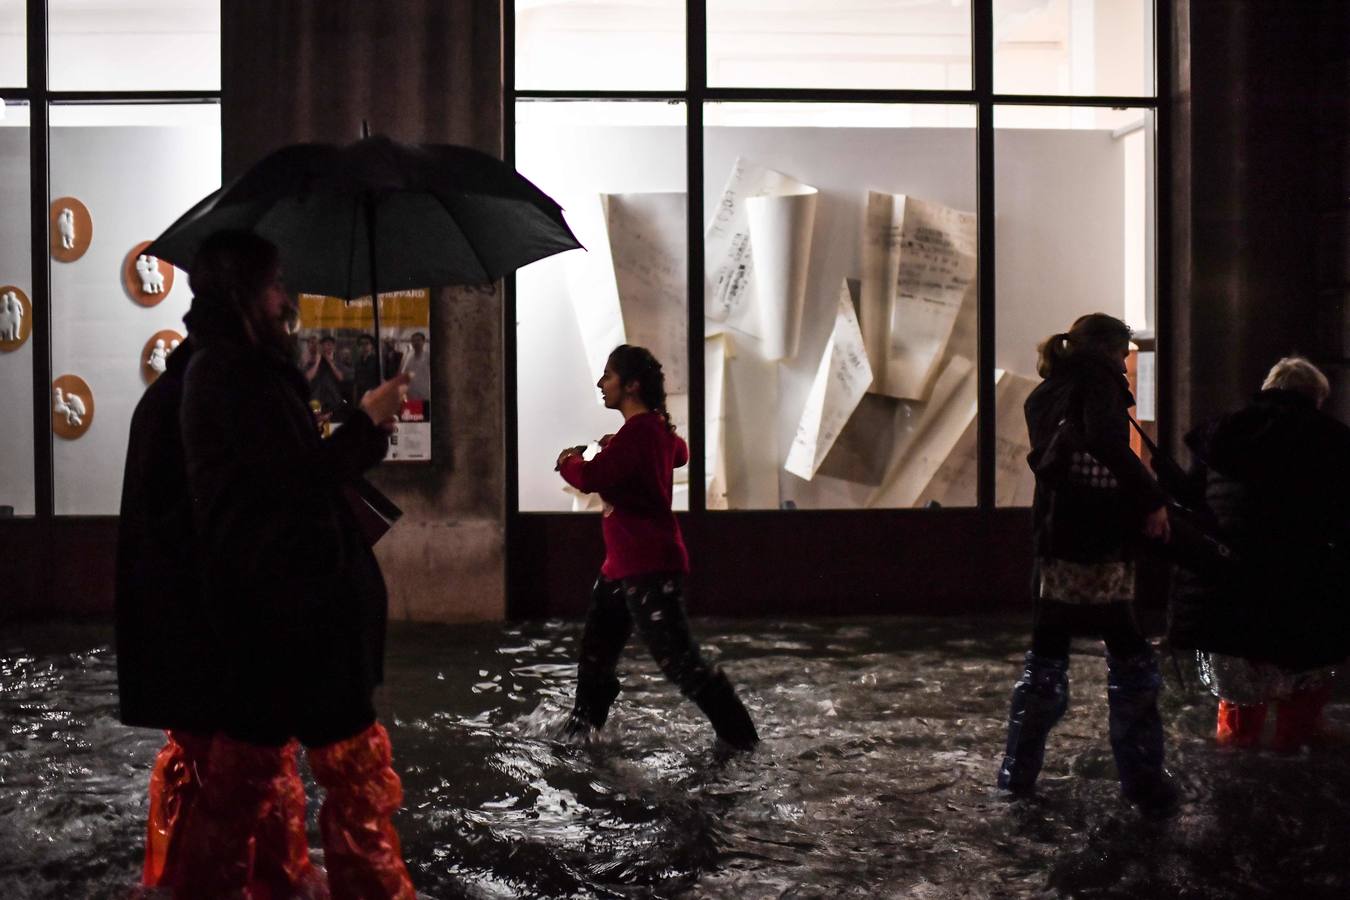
[504, 0, 1170, 518]
[4, 0, 221, 522]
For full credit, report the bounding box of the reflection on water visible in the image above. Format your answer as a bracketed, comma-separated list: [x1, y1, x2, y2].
[2, 616, 1348, 898]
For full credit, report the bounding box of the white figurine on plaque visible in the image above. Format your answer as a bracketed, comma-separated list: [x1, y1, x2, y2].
[137, 255, 165, 294]
[58, 208, 76, 250]
[147, 338, 168, 373]
[0, 291, 22, 341]
[54, 386, 84, 427]
[170, 338, 180, 351]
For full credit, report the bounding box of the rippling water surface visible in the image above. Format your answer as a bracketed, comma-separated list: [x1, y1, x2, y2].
[3, 616, 1349, 899]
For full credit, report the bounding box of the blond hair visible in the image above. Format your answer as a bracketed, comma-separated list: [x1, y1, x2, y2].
[1261, 356, 1329, 407]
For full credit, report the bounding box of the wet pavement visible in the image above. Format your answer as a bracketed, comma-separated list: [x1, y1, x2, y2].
[2, 615, 1348, 899]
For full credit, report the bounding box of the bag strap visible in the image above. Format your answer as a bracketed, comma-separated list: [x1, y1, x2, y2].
[1126, 413, 1162, 457]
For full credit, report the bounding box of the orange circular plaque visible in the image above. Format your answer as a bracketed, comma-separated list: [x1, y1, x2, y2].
[0, 285, 32, 352]
[124, 241, 176, 307]
[51, 374, 95, 440]
[50, 197, 93, 263]
[141, 329, 185, 384]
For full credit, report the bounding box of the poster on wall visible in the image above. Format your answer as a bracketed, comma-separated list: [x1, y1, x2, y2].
[297, 288, 432, 462]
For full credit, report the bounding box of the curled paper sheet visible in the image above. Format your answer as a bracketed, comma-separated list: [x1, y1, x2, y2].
[603, 192, 689, 394]
[706, 158, 817, 358]
[705, 333, 732, 510]
[785, 281, 872, 481]
[861, 192, 977, 400]
[915, 369, 1039, 508]
[865, 355, 976, 508]
[564, 195, 627, 394]
[746, 186, 817, 360]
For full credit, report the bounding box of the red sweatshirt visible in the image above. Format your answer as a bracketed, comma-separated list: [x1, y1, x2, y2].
[559, 411, 690, 580]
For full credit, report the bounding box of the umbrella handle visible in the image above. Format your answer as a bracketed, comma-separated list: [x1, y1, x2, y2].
[365, 192, 384, 382]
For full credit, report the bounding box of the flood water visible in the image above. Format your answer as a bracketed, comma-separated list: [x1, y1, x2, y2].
[2, 615, 1348, 899]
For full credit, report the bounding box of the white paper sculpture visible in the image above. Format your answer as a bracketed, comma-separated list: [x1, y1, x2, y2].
[706, 158, 818, 359]
[785, 281, 873, 481]
[147, 338, 168, 373]
[54, 386, 85, 427]
[602, 192, 689, 393]
[58, 208, 76, 249]
[0, 290, 23, 341]
[860, 192, 976, 401]
[136, 255, 165, 294]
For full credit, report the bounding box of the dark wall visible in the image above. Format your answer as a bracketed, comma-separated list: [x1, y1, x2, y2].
[1170, 0, 1350, 449]
[222, 0, 508, 622]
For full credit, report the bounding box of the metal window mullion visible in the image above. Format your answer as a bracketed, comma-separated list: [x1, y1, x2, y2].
[686, 0, 706, 513]
[974, 0, 995, 510]
[1154, 0, 1173, 457]
[28, 0, 51, 523]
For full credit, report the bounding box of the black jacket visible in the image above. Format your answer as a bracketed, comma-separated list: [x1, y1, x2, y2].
[1025, 353, 1167, 563]
[115, 339, 225, 732]
[180, 299, 390, 746]
[1169, 390, 1350, 669]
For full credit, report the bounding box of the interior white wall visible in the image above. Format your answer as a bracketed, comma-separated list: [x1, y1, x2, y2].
[49, 119, 220, 515]
[515, 121, 1131, 511]
[0, 125, 34, 514]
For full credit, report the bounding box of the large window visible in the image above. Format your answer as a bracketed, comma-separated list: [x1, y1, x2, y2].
[510, 0, 1162, 514]
[0, 3, 221, 518]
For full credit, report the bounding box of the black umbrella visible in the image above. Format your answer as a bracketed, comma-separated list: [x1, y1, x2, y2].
[147, 134, 581, 377]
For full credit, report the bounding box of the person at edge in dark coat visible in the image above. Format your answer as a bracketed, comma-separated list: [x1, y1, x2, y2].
[555, 344, 759, 751]
[167, 230, 416, 899]
[1170, 356, 1350, 752]
[997, 313, 1178, 815]
[114, 335, 324, 896]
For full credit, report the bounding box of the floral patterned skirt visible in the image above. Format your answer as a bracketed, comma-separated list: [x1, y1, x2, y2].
[1037, 557, 1136, 605]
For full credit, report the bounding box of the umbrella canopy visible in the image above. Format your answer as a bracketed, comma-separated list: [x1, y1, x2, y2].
[146, 135, 581, 299]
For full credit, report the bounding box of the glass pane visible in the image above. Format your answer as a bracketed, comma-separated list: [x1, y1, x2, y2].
[994, 0, 1153, 97]
[515, 101, 690, 512]
[0, 0, 24, 87]
[705, 102, 977, 510]
[994, 105, 1155, 507]
[708, 0, 972, 90]
[0, 101, 32, 515]
[49, 0, 220, 91]
[516, 1, 685, 91]
[50, 103, 222, 515]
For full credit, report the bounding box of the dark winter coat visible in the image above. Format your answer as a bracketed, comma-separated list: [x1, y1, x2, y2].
[115, 339, 225, 733]
[1025, 352, 1167, 563]
[1169, 389, 1350, 669]
[180, 298, 391, 747]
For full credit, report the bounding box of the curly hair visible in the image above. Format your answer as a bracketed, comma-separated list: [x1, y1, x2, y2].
[607, 344, 676, 434]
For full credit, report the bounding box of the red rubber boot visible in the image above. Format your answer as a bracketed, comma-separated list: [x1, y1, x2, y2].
[309, 723, 416, 900]
[165, 734, 290, 898]
[1216, 700, 1266, 748]
[143, 730, 213, 886]
[1274, 682, 1334, 753]
[250, 740, 328, 900]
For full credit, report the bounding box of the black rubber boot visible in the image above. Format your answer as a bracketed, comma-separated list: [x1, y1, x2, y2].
[997, 652, 1070, 794]
[691, 670, 759, 751]
[560, 674, 621, 739]
[1106, 649, 1178, 817]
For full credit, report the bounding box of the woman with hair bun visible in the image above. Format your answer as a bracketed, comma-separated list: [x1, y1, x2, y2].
[556, 344, 759, 751]
[997, 313, 1177, 814]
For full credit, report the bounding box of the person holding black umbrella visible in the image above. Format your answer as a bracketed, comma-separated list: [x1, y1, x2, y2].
[168, 230, 415, 899]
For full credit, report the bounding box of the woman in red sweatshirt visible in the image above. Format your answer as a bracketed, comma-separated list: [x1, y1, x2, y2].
[556, 344, 759, 750]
